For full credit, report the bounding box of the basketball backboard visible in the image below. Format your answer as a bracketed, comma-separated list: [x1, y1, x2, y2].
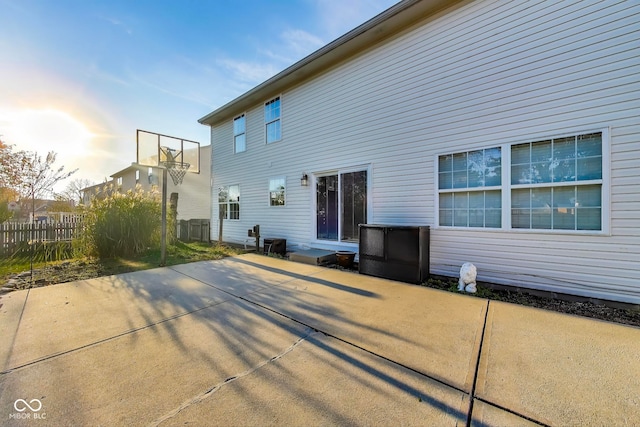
[136, 129, 200, 174]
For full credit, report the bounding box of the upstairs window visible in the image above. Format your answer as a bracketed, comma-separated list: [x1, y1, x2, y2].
[269, 177, 286, 206]
[233, 114, 246, 153]
[264, 97, 281, 143]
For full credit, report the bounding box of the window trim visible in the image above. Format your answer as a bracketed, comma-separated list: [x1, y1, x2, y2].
[268, 176, 286, 207]
[435, 127, 610, 235]
[437, 147, 503, 229]
[264, 95, 282, 144]
[218, 184, 240, 221]
[233, 113, 246, 154]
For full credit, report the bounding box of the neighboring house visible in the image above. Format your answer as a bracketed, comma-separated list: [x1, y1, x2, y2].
[111, 164, 159, 194]
[82, 145, 212, 222]
[80, 181, 111, 204]
[199, 0, 640, 304]
[15, 199, 77, 223]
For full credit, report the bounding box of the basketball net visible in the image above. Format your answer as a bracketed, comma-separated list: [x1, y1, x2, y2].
[163, 161, 190, 185]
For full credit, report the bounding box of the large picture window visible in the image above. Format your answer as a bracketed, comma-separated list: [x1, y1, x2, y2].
[218, 185, 240, 220]
[316, 170, 367, 243]
[511, 132, 602, 230]
[233, 114, 246, 153]
[438, 148, 502, 228]
[436, 130, 605, 232]
[264, 97, 281, 143]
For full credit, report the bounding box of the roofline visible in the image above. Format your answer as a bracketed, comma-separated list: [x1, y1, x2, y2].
[110, 162, 147, 179]
[198, 0, 462, 126]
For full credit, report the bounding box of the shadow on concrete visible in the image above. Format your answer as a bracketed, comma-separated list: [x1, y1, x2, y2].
[223, 256, 380, 297]
[1, 255, 469, 425]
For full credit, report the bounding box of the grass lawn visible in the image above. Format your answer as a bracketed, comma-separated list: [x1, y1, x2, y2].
[0, 241, 244, 289]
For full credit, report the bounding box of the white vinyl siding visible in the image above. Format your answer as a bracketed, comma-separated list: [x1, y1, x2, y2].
[209, 0, 640, 302]
[171, 145, 211, 222]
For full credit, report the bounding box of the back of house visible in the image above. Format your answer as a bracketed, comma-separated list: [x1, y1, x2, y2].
[199, 0, 640, 304]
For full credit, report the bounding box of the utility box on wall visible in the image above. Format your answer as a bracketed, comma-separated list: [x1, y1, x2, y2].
[358, 224, 430, 284]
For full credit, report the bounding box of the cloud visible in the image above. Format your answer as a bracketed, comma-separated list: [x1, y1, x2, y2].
[218, 58, 282, 85]
[310, 0, 397, 38]
[99, 15, 133, 35]
[218, 29, 323, 86]
[279, 29, 325, 60]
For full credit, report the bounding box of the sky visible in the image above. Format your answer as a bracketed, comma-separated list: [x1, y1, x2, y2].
[0, 0, 397, 191]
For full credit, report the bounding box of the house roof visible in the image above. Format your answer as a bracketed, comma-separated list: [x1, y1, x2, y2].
[110, 163, 148, 179]
[198, 0, 462, 126]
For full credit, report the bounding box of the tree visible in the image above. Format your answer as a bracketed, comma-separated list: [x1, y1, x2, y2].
[59, 178, 95, 205]
[2, 140, 77, 200]
[0, 140, 23, 189]
[1, 141, 77, 222]
[0, 187, 19, 223]
[15, 151, 77, 202]
[0, 140, 21, 223]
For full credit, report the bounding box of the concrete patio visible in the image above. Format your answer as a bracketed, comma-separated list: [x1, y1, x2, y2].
[1, 253, 638, 426]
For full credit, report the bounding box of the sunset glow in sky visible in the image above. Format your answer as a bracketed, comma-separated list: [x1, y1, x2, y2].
[0, 0, 396, 187]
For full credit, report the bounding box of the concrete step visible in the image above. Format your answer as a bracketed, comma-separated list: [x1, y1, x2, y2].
[289, 249, 337, 266]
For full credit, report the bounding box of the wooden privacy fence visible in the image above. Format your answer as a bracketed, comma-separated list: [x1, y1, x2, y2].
[0, 222, 81, 258]
[178, 219, 210, 242]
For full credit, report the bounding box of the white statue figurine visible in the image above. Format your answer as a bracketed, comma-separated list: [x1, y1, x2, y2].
[458, 263, 477, 293]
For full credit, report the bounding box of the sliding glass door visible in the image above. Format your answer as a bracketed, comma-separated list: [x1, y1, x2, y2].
[316, 170, 367, 243]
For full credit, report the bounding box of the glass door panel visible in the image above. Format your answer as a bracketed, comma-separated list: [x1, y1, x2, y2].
[316, 175, 338, 240]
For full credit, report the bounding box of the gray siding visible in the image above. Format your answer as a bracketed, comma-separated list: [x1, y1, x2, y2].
[173, 145, 211, 221]
[209, 0, 640, 303]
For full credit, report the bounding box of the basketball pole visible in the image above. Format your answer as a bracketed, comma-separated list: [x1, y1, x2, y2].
[160, 167, 168, 266]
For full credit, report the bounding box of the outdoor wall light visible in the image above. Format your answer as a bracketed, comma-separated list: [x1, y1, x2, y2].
[300, 173, 309, 187]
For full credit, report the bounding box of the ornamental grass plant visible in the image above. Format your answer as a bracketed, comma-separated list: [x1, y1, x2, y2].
[76, 185, 165, 258]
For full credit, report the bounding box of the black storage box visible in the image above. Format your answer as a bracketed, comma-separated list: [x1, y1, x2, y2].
[358, 224, 429, 284]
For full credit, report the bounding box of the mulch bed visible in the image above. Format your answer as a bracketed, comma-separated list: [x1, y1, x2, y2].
[328, 263, 640, 328]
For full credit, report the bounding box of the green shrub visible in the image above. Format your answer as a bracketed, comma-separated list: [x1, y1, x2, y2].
[76, 186, 163, 258]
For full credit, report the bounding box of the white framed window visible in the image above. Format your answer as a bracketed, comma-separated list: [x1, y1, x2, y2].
[218, 185, 240, 220]
[147, 167, 156, 185]
[511, 132, 603, 231]
[269, 177, 286, 206]
[264, 96, 281, 143]
[135, 170, 140, 183]
[436, 129, 608, 233]
[438, 147, 502, 228]
[233, 114, 246, 153]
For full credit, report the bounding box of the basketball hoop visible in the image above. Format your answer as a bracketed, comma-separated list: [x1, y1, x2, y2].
[163, 161, 190, 185]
